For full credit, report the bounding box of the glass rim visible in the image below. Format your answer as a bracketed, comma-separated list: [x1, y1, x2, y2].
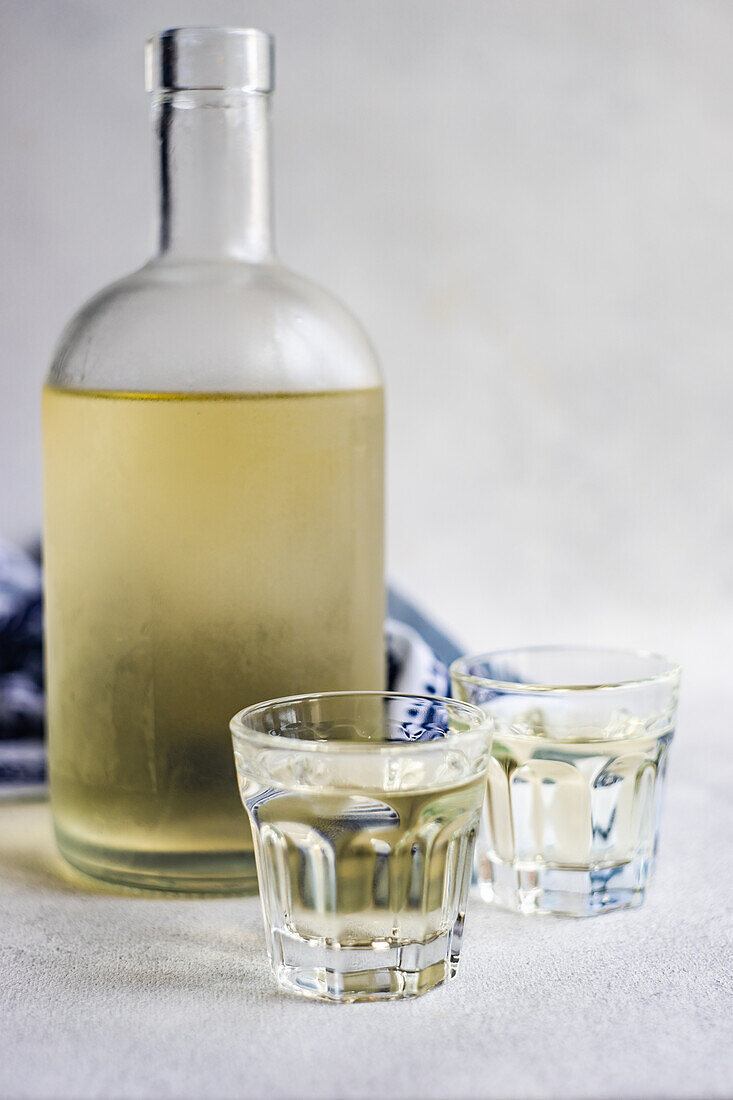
[450, 645, 681, 694]
[230, 690, 490, 753]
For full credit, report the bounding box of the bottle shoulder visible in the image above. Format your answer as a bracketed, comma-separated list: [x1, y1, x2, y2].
[47, 260, 382, 394]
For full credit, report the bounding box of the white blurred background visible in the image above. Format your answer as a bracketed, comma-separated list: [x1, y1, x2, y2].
[1, 0, 730, 684]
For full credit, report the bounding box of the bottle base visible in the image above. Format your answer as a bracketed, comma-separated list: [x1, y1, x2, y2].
[55, 826, 259, 895]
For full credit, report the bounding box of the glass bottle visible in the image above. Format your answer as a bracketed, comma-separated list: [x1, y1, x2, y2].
[42, 28, 385, 892]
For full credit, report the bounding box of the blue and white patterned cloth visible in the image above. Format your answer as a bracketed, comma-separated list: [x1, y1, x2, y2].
[0, 538, 461, 787]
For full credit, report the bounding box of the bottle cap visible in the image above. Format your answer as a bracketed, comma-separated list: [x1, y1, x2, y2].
[146, 27, 274, 93]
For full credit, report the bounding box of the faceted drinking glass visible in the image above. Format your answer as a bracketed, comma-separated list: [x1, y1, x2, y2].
[451, 647, 680, 916]
[231, 692, 492, 1001]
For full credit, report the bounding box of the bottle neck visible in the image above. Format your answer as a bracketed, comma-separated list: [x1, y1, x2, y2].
[153, 91, 274, 263]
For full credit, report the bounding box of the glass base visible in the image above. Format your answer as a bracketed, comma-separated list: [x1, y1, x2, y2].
[55, 827, 258, 895]
[269, 928, 460, 1002]
[477, 855, 652, 916]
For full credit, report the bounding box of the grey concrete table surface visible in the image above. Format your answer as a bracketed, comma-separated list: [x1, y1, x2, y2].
[1, 691, 731, 1100]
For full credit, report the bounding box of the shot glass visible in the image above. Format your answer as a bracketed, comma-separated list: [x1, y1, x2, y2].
[230, 691, 492, 1002]
[451, 647, 680, 916]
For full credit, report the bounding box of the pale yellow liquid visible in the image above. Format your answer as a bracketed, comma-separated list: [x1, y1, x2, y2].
[485, 725, 672, 869]
[42, 387, 384, 891]
[250, 776, 486, 945]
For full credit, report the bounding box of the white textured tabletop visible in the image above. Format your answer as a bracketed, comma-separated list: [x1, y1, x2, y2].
[1, 690, 731, 1100]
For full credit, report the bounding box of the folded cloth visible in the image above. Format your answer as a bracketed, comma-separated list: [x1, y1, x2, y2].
[0, 539, 462, 788]
[0, 540, 43, 739]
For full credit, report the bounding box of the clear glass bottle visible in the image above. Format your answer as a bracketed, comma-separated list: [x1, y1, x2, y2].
[42, 28, 385, 892]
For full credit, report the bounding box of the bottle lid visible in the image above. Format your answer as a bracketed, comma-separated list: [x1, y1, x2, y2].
[146, 27, 274, 93]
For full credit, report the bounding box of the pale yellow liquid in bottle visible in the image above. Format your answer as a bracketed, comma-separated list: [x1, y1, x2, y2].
[42, 386, 385, 891]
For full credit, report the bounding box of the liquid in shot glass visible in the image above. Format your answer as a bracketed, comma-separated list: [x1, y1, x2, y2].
[231, 692, 492, 1002]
